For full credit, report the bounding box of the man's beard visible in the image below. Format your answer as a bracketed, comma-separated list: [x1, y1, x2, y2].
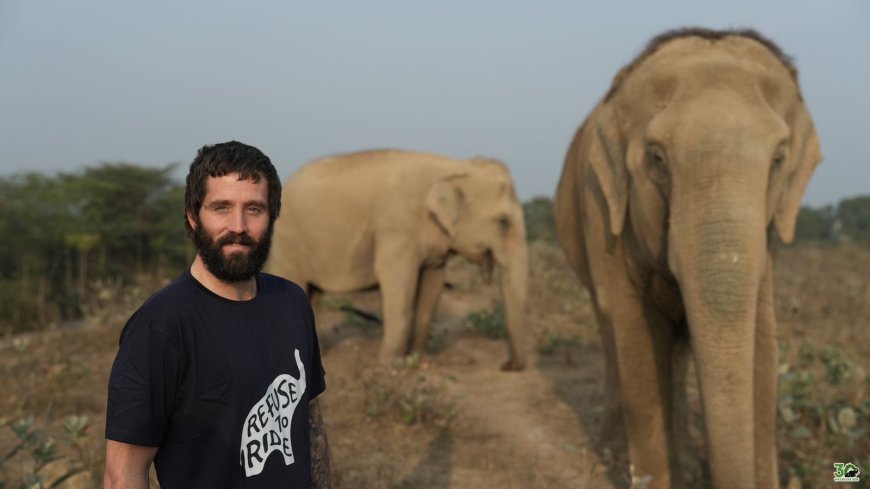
[192, 219, 273, 283]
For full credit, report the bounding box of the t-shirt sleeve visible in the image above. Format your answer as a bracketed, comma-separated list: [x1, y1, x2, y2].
[105, 311, 180, 447]
[301, 293, 326, 401]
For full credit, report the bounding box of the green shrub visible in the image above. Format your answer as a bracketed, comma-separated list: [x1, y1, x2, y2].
[465, 304, 507, 339]
[0, 414, 91, 489]
[777, 341, 867, 486]
[359, 360, 455, 428]
[820, 347, 853, 385]
[537, 333, 580, 355]
[522, 196, 557, 244]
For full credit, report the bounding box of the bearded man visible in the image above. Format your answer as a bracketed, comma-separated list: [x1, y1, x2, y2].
[104, 141, 331, 489]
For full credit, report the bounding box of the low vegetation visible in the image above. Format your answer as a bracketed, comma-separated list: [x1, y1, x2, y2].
[777, 340, 868, 484]
[359, 357, 456, 428]
[464, 303, 507, 339]
[0, 415, 93, 489]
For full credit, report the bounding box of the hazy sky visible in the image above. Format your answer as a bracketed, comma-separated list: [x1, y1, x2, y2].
[1, 1, 868, 207]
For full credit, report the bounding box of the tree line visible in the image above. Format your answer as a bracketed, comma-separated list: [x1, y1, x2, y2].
[522, 195, 870, 246]
[1, 163, 868, 335]
[0, 163, 189, 334]
[793, 196, 870, 243]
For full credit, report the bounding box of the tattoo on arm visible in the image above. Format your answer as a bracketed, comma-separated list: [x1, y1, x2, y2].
[309, 399, 332, 489]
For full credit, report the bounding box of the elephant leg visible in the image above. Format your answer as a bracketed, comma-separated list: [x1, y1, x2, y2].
[498, 248, 529, 371]
[411, 265, 446, 354]
[671, 335, 697, 488]
[375, 245, 420, 362]
[754, 257, 779, 489]
[591, 304, 625, 446]
[610, 296, 676, 488]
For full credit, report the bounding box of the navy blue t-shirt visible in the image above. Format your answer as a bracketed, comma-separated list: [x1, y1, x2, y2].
[106, 270, 326, 488]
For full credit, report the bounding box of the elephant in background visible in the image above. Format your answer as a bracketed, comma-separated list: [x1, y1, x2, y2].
[554, 28, 821, 488]
[268, 149, 529, 371]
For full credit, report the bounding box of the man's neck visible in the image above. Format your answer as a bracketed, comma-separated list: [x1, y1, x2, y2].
[189, 256, 257, 301]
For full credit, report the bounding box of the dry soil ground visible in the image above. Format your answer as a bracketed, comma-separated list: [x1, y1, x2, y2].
[0, 241, 867, 488]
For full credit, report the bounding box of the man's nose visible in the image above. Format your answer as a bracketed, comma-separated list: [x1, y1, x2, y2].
[227, 209, 248, 233]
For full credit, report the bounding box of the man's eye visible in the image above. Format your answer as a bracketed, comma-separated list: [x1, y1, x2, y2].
[247, 206, 264, 214]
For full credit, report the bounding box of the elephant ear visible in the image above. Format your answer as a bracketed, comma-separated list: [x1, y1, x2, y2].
[425, 175, 466, 238]
[774, 103, 822, 244]
[588, 106, 629, 236]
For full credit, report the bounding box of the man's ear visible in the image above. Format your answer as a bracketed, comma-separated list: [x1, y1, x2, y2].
[187, 210, 197, 231]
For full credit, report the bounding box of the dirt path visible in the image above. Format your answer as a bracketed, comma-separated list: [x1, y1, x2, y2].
[437, 344, 614, 489]
[316, 266, 627, 489]
[321, 339, 620, 488]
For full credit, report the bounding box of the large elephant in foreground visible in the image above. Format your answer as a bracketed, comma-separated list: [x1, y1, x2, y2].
[554, 28, 821, 488]
[269, 150, 529, 370]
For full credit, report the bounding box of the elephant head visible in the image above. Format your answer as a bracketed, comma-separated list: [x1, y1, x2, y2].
[556, 28, 822, 488]
[594, 40, 820, 253]
[424, 158, 529, 370]
[593, 32, 820, 353]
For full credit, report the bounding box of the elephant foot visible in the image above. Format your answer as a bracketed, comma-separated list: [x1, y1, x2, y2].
[379, 349, 429, 370]
[377, 350, 405, 367]
[500, 357, 526, 371]
[410, 342, 430, 357]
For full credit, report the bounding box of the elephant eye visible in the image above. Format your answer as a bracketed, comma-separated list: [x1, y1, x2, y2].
[771, 145, 787, 169]
[646, 145, 670, 182]
[497, 214, 511, 233]
[768, 143, 788, 192]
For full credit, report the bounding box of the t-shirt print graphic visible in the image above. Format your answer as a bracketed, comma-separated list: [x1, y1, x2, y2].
[240, 349, 307, 477]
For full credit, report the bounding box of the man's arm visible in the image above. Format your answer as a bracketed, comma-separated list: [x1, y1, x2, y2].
[104, 440, 158, 489]
[309, 398, 332, 489]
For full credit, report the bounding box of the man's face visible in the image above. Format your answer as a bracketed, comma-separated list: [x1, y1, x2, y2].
[188, 173, 272, 282]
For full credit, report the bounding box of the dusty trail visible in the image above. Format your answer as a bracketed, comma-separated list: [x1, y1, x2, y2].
[322, 336, 618, 488]
[437, 344, 615, 489]
[317, 268, 624, 489]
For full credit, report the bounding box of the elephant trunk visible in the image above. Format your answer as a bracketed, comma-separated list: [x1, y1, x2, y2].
[496, 226, 529, 371]
[669, 190, 767, 488]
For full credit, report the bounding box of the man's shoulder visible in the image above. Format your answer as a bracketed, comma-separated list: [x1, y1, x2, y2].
[140, 271, 200, 310]
[118, 273, 200, 347]
[258, 272, 306, 298]
[123, 271, 203, 332]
